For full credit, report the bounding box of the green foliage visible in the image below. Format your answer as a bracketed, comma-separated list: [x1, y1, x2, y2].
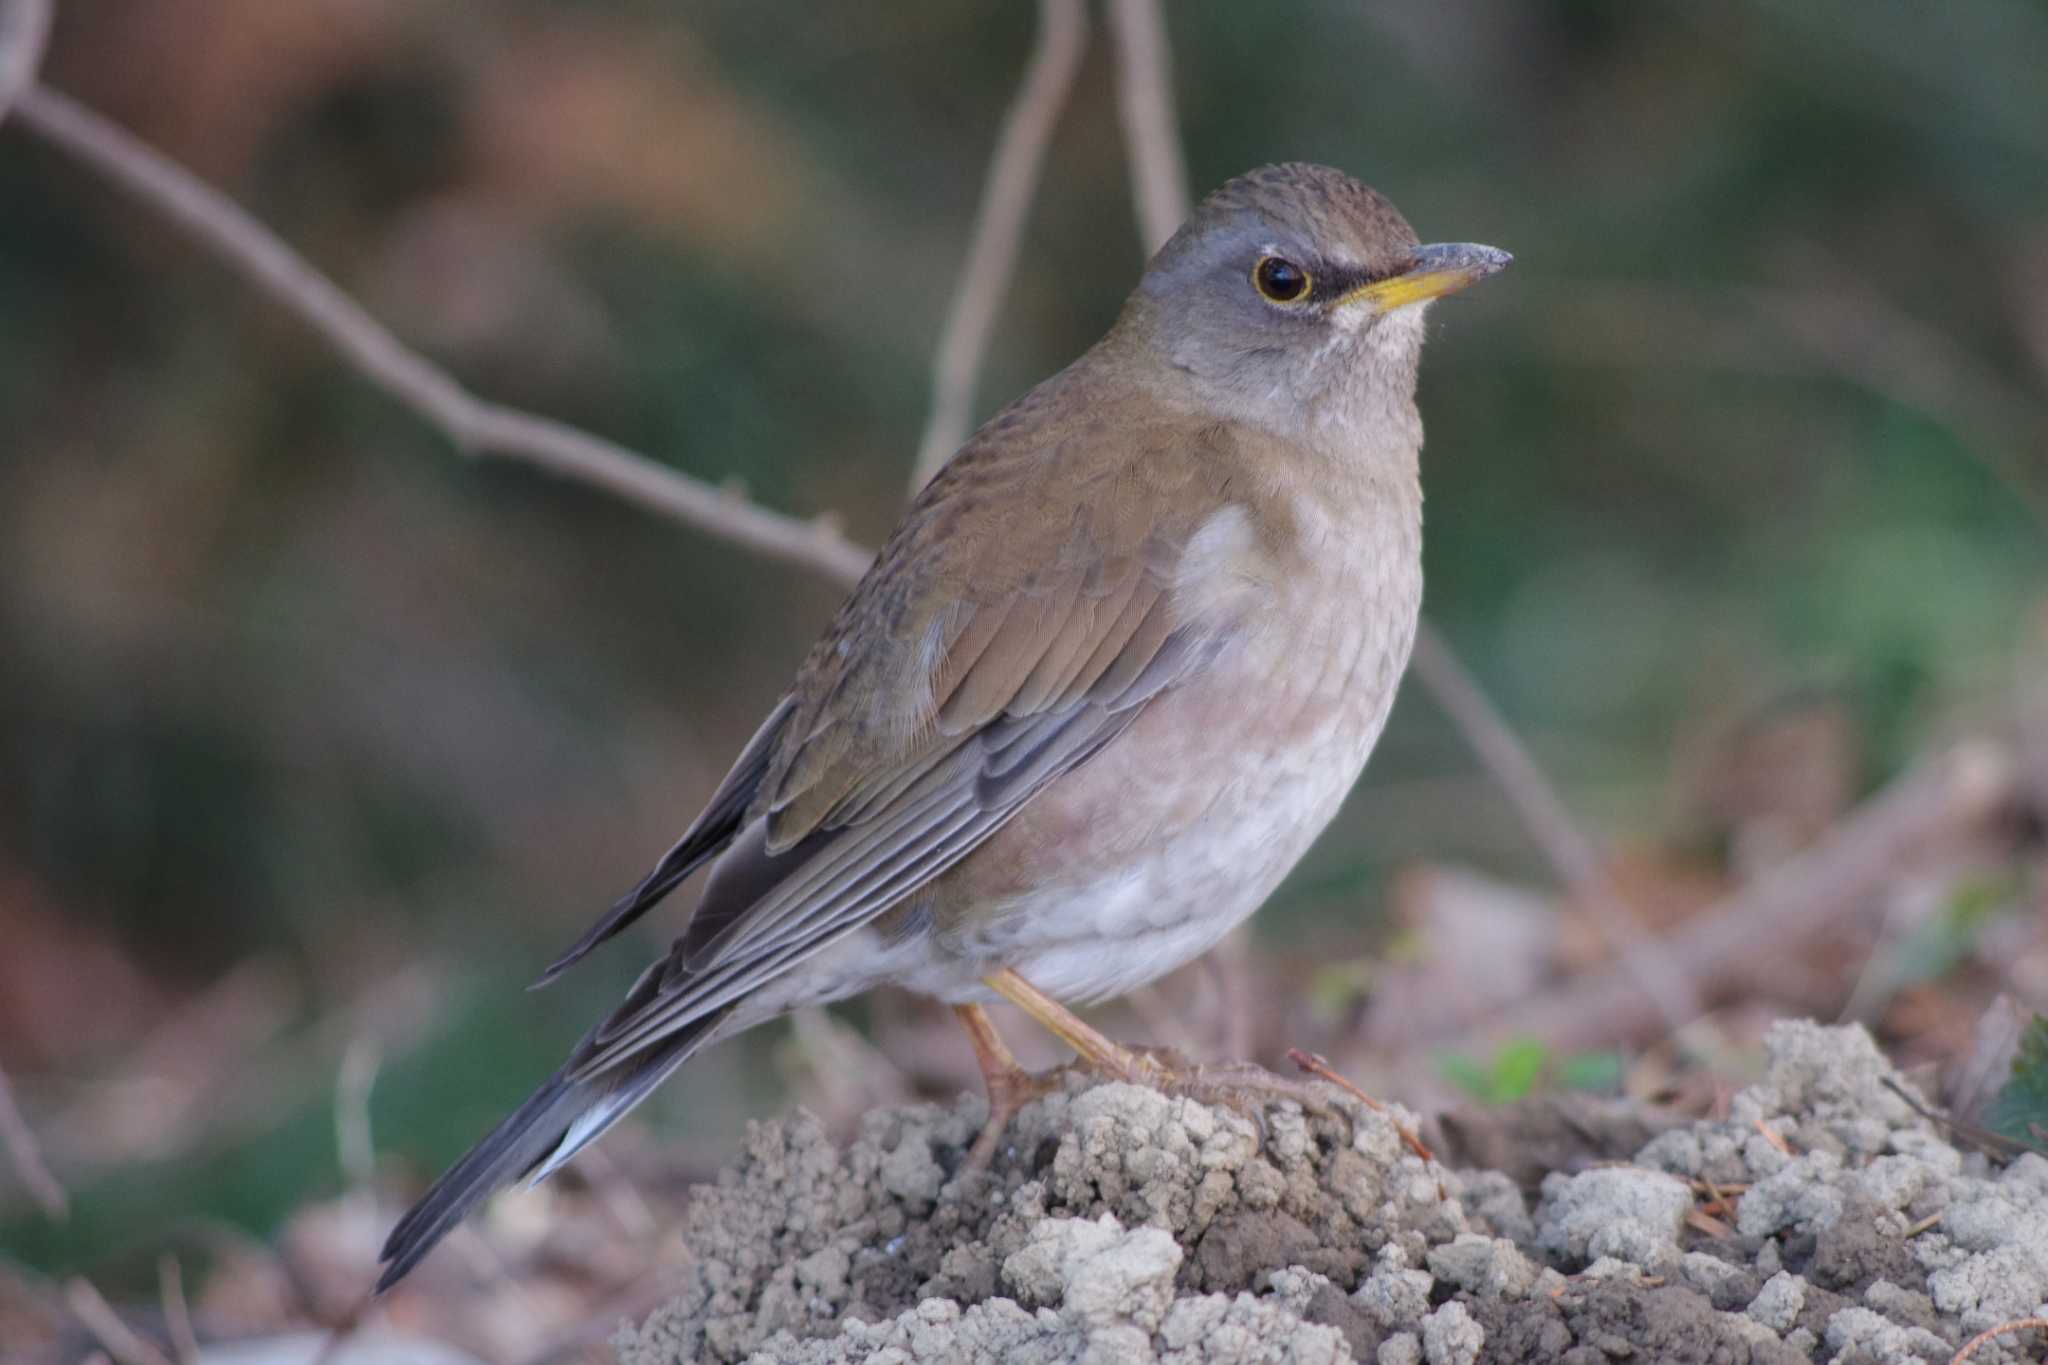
[1440, 1041, 1628, 1104]
[1982, 1015, 2048, 1151]
[1441, 1039, 1550, 1105]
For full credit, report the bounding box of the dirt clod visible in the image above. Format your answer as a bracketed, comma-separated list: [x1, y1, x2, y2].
[614, 1022, 2048, 1363]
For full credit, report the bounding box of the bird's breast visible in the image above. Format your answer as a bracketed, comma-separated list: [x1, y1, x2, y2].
[929, 485, 1422, 1002]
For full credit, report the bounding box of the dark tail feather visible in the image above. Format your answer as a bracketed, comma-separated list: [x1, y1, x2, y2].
[375, 1070, 586, 1292]
[376, 1017, 720, 1292]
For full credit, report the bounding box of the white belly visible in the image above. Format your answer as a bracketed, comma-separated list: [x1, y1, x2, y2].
[945, 671, 1401, 1001]
[940, 608, 1414, 1003]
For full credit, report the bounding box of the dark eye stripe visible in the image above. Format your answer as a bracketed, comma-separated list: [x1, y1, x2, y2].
[1316, 263, 1398, 300]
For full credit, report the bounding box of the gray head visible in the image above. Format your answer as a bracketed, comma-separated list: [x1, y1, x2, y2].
[1122, 163, 1509, 438]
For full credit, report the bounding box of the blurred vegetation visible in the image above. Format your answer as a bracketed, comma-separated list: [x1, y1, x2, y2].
[1, 0, 2043, 1285]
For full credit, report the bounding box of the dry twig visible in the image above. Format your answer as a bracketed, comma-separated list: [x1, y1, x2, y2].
[156, 1256, 200, 1365]
[1883, 1076, 2033, 1161]
[66, 1279, 176, 1365]
[1442, 743, 2016, 1054]
[1904, 1210, 1944, 1239]
[1752, 1116, 1793, 1157]
[1950, 1316, 2048, 1365]
[1287, 1048, 1435, 1162]
[0, 1061, 65, 1219]
[0, 0, 50, 128]
[1539, 277, 2048, 532]
[1683, 1206, 1734, 1239]
[910, 0, 1088, 490]
[1409, 627, 1700, 1033]
[1107, 0, 1189, 255]
[10, 86, 872, 588]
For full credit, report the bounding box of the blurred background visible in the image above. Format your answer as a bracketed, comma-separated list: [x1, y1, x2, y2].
[1, 0, 2044, 1357]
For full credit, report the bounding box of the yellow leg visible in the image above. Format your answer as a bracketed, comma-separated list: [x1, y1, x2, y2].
[981, 967, 1153, 1083]
[953, 1002, 1056, 1167]
[981, 970, 1336, 1148]
[955, 1001, 1024, 1077]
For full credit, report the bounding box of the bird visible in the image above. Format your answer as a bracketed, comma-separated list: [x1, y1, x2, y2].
[375, 162, 1508, 1291]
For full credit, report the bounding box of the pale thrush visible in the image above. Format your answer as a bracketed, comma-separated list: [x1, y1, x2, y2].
[378, 162, 1508, 1289]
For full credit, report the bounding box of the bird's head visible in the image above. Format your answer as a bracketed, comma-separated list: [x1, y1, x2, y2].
[1125, 162, 1509, 438]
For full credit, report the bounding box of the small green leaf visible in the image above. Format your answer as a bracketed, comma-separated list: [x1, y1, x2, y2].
[1439, 1052, 1494, 1102]
[1491, 1038, 1550, 1103]
[1983, 1013, 2048, 1148]
[1438, 1038, 1553, 1104]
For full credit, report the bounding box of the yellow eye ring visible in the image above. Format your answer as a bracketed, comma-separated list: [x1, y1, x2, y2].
[1252, 255, 1312, 304]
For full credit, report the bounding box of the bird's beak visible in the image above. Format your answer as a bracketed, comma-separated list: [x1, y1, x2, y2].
[1337, 242, 1512, 314]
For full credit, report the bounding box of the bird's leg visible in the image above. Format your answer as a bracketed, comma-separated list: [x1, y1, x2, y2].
[981, 968, 1171, 1086]
[981, 971, 1343, 1141]
[953, 1003, 1057, 1168]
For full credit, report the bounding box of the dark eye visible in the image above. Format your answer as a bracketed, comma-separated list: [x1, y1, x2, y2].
[1252, 256, 1311, 303]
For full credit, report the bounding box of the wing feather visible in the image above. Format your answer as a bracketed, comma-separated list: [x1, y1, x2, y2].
[553, 391, 1264, 1085]
[533, 698, 795, 986]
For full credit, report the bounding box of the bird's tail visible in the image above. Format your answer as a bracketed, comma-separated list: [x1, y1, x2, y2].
[375, 1020, 716, 1292]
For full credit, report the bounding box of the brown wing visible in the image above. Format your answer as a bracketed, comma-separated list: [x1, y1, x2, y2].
[556, 380, 1252, 1079]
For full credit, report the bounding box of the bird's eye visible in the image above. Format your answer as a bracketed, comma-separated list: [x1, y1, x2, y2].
[1252, 256, 1311, 304]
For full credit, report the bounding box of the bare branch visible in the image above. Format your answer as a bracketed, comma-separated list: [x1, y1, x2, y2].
[1534, 276, 2048, 533]
[66, 1279, 176, 1365]
[10, 85, 874, 588]
[1950, 1316, 2048, 1365]
[0, 0, 50, 128]
[0, 1061, 65, 1220]
[1751, 256, 2048, 533]
[1444, 742, 2016, 1055]
[334, 1037, 379, 1197]
[1408, 627, 1701, 1032]
[156, 1256, 200, 1365]
[910, 0, 1088, 491]
[1107, 0, 1190, 255]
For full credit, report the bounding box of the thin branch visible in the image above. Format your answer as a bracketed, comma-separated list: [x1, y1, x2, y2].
[334, 1037, 379, 1197]
[1751, 255, 2048, 533]
[1440, 742, 2016, 1055]
[1533, 277, 2048, 533]
[156, 1256, 200, 1365]
[0, 0, 50, 128]
[10, 85, 873, 588]
[1107, 0, 1189, 256]
[1951, 1316, 2048, 1365]
[1408, 627, 1701, 1032]
[909, 0, 1088, 490]
[66, 1279, 176, 1365]
[1287, 1048, 1435, 1162]
[0, 1061, 65, 1220]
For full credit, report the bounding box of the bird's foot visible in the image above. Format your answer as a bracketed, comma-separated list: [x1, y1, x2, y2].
[964, 1061, 1063, 1169]
[963, 971, 1371, 1160]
